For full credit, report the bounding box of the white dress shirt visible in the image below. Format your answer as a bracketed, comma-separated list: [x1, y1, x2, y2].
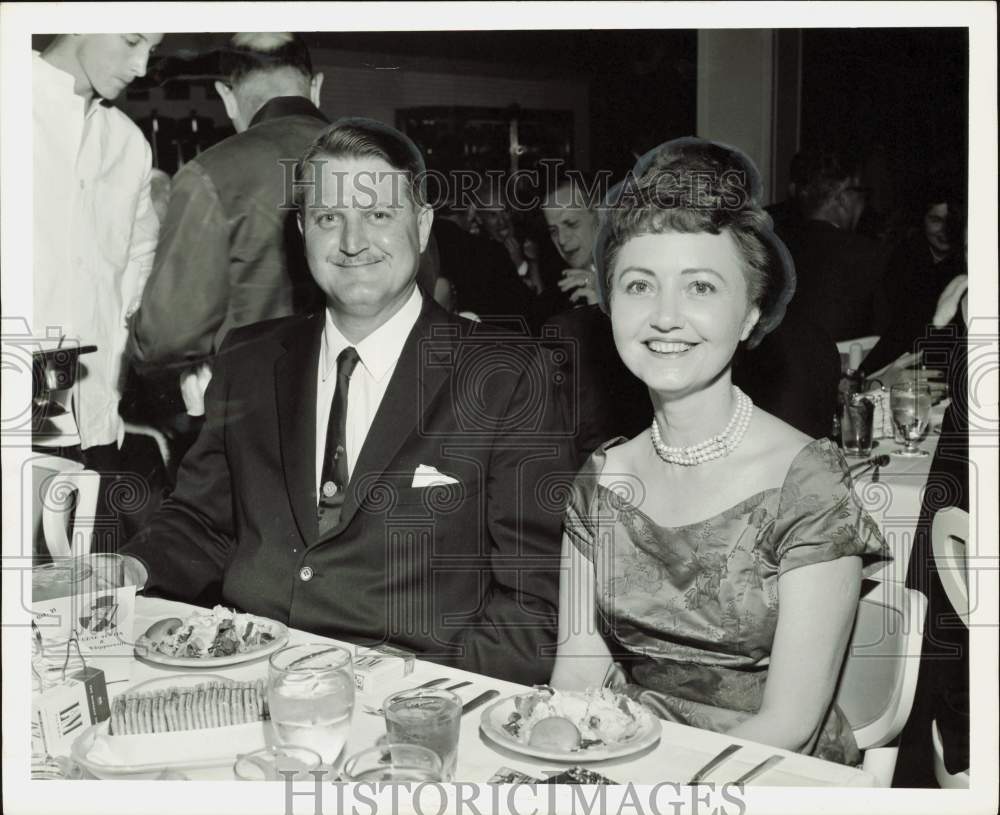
[33, 52, 158, 449]
[315, 286, 423, 496]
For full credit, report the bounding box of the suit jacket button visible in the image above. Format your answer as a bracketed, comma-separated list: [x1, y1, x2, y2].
[299, 566, 314, 582]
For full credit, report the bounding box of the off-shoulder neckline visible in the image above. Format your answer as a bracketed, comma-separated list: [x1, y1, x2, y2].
[591, 436, 841, 532]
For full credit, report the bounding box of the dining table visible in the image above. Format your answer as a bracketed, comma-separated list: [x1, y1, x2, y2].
[850, 424, 940, 585]
[59, 595, 876, 787]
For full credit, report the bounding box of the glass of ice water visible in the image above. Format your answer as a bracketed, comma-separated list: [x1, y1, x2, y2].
[890, 380, 933, 457]
[383, 687, 461, 781]
[267, 643, 355, 765]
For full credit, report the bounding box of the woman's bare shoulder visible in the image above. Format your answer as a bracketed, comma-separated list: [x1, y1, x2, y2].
[600, 433, 648, 482]
[740, 409, 818, 478]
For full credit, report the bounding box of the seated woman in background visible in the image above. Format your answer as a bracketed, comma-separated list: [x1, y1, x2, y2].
[551, 138, 889, 765]
[861, 183, 966, 378]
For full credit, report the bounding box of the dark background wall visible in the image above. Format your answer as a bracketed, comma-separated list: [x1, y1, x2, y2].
[33, 28, 968, 206]
[800, 27, 969, 214]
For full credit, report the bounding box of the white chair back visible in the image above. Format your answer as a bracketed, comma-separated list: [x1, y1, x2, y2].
[931, 506, 969, 624]
[931, 719, 970, 788]
[31, 455, 100, 558]
[834, 582, 928, 785]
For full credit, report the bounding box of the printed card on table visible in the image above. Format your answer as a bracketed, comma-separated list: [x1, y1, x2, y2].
[32, 585, 137, 683]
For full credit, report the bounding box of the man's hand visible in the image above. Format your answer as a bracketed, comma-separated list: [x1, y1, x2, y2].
[557, 267, 599, 305]
[180, 362, 213, 417]
[121, 555, 149, 592]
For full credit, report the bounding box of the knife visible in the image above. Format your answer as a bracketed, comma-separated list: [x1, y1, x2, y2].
[687, 743, 742, 784]
[461, 689, 500, 715]
[732, 753, 784, 785]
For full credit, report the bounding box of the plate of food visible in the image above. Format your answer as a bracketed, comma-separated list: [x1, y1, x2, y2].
[479, 686, 661, 762]
[134, 605, 288, 667]
[71, 674, 271, 778]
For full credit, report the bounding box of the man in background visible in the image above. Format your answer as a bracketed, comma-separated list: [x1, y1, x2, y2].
[541, 176, 650, 465]
[129, 33, 328, 422]
[774, 148, 889, 342]
[33, 33, 164, 547]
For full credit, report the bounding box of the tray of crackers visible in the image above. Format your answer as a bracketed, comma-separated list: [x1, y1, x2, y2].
[71, 674, 272, 778]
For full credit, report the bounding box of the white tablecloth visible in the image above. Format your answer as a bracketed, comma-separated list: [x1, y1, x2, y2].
[852, 432, 939, 584]
[73, 597, 874, 786]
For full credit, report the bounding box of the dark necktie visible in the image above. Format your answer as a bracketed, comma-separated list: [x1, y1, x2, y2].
[317, 346, 360, 536]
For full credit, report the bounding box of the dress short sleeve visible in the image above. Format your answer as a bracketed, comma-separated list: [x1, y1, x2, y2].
[772, 439, 890, 577]
[562, 437, 625, 562]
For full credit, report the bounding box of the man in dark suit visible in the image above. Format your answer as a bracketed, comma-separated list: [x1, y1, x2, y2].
[121, 119, 574, 685]
[775, 148, 889, 342]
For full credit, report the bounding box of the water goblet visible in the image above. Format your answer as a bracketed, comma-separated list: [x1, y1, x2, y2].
[890, 381, 933, 457]
[267, 644, 355, 765]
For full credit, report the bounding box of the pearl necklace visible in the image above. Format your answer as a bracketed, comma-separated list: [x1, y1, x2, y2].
[650, 386, 753, 466]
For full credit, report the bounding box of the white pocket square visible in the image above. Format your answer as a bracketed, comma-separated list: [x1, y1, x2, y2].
[410, 464, 459, 489]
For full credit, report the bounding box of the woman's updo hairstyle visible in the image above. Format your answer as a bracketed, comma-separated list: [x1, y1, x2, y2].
[594, 137, 796, 349]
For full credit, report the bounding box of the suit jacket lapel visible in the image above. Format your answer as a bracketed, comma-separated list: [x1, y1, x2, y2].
[329, 299, 455, 536]
[274, 314, 324, 546]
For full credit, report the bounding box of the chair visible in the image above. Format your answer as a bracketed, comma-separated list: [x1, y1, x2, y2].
[836, 335, 880, 371]
[834, 582, 928, 786]
[931, 507, 969, 624]
[931, 718, 970, 788]
[31, 454, 100, 558]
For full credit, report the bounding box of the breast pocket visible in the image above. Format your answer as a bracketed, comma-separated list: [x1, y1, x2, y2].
[367, 478, 482, 512]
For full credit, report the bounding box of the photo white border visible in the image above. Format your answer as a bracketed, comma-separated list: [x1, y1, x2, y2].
[2, 3, 997, 814]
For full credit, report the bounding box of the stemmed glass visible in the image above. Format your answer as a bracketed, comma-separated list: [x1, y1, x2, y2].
[890, 380, 933, 457]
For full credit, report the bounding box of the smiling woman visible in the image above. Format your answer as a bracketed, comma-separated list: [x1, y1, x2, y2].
[551, 138, 890, 766]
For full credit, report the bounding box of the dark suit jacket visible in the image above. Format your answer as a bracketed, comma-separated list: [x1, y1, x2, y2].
[776, 218, 889, 342]
[732, 304, 841, 440]
[123, 297, 573, 685]
[542, 305, 651, 467]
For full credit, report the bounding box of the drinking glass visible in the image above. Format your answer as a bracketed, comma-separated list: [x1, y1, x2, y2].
[267, 644, 355, 765]
[341, 744, 443, 783]
[890, 381, 933, 457]
[383, 688, 461, 781]
[33, 553, 126, 603]
[233, 744, 323, 781]
[842, 394, 875, 457]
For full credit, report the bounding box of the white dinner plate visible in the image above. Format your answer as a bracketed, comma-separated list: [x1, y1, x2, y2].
[479, 693, 661, 762]
[134, 615, 289, 668]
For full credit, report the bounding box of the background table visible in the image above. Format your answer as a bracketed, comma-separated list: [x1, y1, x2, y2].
[851, 431, 938, 584]
[75, 597, 874, 786]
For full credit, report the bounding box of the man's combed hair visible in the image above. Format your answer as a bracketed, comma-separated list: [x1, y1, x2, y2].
[794, 148, 863, 217]
[293, 118, 428, 212]
[220, 32, 313, 85]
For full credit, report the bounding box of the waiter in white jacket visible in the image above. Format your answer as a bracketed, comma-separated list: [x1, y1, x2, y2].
[33, 33, 164, 549]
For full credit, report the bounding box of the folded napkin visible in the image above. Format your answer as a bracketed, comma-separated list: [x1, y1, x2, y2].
[83, 721, 268, 770]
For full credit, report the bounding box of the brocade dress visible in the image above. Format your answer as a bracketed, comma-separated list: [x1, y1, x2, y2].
[564, 437, 890, 765]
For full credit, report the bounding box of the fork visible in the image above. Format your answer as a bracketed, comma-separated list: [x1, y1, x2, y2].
[362, 679, 471, 716]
